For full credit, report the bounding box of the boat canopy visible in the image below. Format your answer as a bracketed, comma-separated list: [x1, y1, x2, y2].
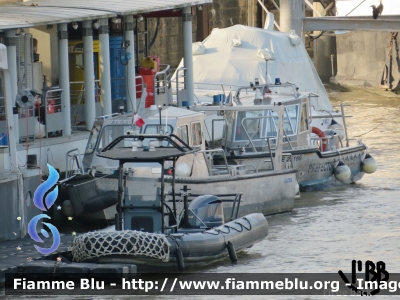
[172, 25, 333, 112]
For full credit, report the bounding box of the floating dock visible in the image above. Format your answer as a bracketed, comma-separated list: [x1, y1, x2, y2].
[0, 234, 137, 287]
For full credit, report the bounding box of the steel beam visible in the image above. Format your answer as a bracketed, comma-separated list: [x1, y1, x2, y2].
[304, 16, 400, 32]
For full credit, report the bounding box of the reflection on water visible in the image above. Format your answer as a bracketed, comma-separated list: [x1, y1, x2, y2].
[3, 87, 400, 300]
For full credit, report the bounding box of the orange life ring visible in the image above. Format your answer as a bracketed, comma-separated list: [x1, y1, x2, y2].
[312, 126, 327, 152]
[47, 99, 56, 114]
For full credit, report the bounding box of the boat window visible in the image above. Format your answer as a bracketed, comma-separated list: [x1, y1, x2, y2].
[85, 124, 102, 154]
[97, 125, 137, 151]
[191, 121, 202, 147]
[234, 110, 263, 141]
[176, 125, 189, 145]
[283, 104, 299, 135]
[299, 103, 308, 132]
[143, 124, 173, 146]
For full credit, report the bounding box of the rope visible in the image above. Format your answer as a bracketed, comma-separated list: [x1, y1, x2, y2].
[205, 217, 253, 235]
[354, 103, 400, 137]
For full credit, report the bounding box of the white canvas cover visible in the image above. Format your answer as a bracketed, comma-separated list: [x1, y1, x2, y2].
[172, 25, 333, 111]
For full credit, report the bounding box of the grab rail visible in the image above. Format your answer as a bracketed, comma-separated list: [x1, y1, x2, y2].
[198, 148, 230, 176]
[235, 82, 299, 100]
[154, 64, 171, 95]
[65, 148, 84, 179]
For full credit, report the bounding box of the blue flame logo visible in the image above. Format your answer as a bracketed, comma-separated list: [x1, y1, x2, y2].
[28, 164, 61, 255]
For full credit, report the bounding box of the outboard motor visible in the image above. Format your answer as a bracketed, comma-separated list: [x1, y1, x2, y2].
[188, 195, 224, 229]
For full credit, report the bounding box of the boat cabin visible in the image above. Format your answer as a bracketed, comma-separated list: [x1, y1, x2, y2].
[82, 106, 208, 177]
[194, 83, 342, 155]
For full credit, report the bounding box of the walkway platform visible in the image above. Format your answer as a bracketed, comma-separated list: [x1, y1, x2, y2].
[0, 234, 137, 287]
[304, 16, 400, 32]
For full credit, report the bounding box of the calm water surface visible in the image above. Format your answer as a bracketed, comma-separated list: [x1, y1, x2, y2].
[4, 87, 400, 299]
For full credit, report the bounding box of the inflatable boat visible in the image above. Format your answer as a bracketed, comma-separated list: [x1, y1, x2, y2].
[71, 134, 268, 270]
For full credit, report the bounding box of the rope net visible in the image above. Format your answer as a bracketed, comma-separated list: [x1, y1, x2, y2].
[72, 230, 171, 263]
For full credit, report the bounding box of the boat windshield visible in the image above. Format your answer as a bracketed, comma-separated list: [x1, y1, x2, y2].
[234, 110, 264, 141]
[97, 125, 136, 151]
[283, 104, 299, 135]
[96, 124, 173, 151]
[138, 124, 174, 147]
[188, 203, 224, 228]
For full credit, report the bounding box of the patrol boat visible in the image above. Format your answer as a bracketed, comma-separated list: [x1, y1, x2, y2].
[60, 104, 297, 224]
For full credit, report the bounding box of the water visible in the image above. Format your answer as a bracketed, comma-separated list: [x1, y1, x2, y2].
[3, 87, 400, 299]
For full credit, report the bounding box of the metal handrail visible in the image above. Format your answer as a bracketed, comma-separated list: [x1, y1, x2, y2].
[65, 148, 84, 179]
[235, 82, 299, 99]
[154, 64, 171, 95]
[198, 148, 230, 176]
[340, 103, 350, 147]
[175, 67, 187, 104]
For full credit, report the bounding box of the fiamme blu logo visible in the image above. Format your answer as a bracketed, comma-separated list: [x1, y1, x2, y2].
[28, 164, 61, 255]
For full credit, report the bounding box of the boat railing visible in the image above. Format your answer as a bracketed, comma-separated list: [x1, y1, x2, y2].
[198, 148, 229, 175]
[175, 67, 189, 106]
[200, 148, 260, 175]
[235, 82, 299, 100]
[154, 64, 173, 107]
[313, 103, 352, 148]
[309, 133, 342, 152]
[339, 103, 351, 147]
[65, 148, 84, 179]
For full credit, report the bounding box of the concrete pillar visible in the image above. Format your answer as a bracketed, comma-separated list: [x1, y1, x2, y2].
[57, 23, 71, 135]
[313, 2, 337, 82]
[124, 15, 136, 113]
[2, 69, 18, 171]
[182, 6, 195, 106]
[82, 20, 96, 130]
[5, 29, 19, 143]
[280, 0, 305, 40]
[99, 18, 112, 116]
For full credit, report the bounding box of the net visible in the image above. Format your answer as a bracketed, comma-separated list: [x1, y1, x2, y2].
[72, 230, 171, 263]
